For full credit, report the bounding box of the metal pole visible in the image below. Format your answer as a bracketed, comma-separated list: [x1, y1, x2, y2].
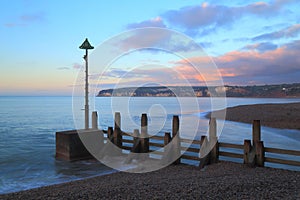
[85, 49, 89, 130]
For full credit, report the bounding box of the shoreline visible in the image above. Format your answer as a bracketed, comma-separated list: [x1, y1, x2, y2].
[1, 162, 299, 199]
[206, 102, 300, 130]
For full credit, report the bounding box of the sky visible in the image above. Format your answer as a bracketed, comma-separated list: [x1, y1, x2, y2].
[0, 0, 300, 96]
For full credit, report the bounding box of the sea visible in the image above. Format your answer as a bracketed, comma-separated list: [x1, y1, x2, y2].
[0, 96, 300, 194]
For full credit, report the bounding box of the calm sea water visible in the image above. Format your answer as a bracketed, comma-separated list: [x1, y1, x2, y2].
[0, 96, 300, 194]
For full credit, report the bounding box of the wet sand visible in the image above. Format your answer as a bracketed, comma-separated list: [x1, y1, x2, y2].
[206, 102, 300, 130]
[1, 162, 299, 199]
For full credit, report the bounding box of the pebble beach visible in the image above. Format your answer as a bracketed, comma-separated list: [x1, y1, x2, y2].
[1, 161, 299, 199]
[207, 102, 300, 130]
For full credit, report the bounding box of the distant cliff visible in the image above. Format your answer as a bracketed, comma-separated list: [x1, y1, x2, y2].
[97, 83, 300, 98]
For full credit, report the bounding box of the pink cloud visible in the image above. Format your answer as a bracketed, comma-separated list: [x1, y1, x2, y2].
[214, 40, 300, 81]
[127, 17, 167, 29]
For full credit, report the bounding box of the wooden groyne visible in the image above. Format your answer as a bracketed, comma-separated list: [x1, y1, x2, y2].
[56, 112, 300, 170]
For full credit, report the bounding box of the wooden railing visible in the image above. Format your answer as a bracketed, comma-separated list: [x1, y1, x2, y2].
[98, 112, 300, 170]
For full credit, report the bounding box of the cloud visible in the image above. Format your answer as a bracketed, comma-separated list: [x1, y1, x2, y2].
[4, 23, 26, 28]
[214, 40, 300, 83]
[199, 41, 214, 48]
[98, 55, 227, 88]
[95, 40, 300, 87]
[243, 42, 278, 52]
[162, 0, 294, 31]
[20, 12, 45, 22]
[96, 64, 209, 88]
[4, 12, 45, 28]
[112, 28, 200, 53]
[73, 63, 83, 70]
[102, 68, 128, 78]
[172, 56, 232, 83]
[163, 3, 229, 29]
[127, 17, 167, 29]
[115, 28, 172, 51]
[253, 24, 300, 41]
[57, 67, 70, 70]
[163, 39, 300, 85]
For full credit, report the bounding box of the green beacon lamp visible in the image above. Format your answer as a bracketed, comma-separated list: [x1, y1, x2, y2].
[79, 38, 94, 130]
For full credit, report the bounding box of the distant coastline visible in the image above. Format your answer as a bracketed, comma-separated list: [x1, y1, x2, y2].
[97, 83, 300, 98]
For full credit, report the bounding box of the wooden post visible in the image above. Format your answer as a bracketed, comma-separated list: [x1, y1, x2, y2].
[200, 135, 206, 145]
[164, 132, 171, 145]
[131, 129, 141, 153]
[115, 112, 121, 130]
[113, 112, 122, 148]
[140, 113, 149, 154]
[255, 141, 265, 167]
[91, 111, 98, 129]
[199, 118, 219, 168]
[244, 139, 251, 164]
[209, 118, 216, 139]
[252, 120, 265, 167]
[172, 115, 181, 164]
[211, 142, 219, 164]
[252, 120, 261, 145]
[209, 118, 218, 164]
[172, 115, 179, 138]
[199, 136, 210, 169]
[107, 127, 113, 142]
[244, 139, 255, 167]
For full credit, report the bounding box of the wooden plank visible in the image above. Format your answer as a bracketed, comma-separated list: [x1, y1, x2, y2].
[121, 131, 133, 137]
[265, 147, 300, 156]
[181, 146, 199, 153]
[180, 138, 194, 143]
[180, 138, 202, 145]
[150, 135, 165, 140]
[219, 151, 243, 159]
[181, 154, 200, 161]
[122, 139, 133, 144]
[149, 142, 164, 148]
[121, 146, 132, 151]
[219, 142, 244, 149]
[265, 157, 300, 166]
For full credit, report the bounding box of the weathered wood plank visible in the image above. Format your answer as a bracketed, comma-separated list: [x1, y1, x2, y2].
[219, 151, 243, 159]
[219, 142, 244, 149]
[121, 146, 132, 151]
[150, 135, 165, 140]
[181, 154, 200, 161]
[265, 157, 300, 166]
[265, 147, 300, 156]
[122, 139, 133, 144]
[121, 131, 132, 136]
[181, 146, 199, 153]
[149, 142, 164, 148]
[180, 138, 202, 145]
